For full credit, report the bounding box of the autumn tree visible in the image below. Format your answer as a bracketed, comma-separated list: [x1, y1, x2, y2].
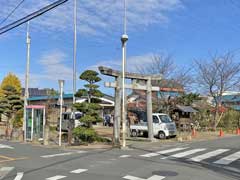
[195, 52, 240, 130]
[136, 54, 193, 90]
[0, 73, 22, 96]
[136, 53, 193, 114]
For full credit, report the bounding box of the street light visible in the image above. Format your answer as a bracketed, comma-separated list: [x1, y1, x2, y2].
[121, 0, 128, 148]
[58, 79, 65, 146]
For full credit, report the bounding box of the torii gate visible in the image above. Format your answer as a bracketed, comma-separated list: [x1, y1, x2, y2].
[98, 66, 162, 145]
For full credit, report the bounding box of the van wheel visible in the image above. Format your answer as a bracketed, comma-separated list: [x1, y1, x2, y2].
[158, 131, 166, 139]
[131, 130, 138, 137]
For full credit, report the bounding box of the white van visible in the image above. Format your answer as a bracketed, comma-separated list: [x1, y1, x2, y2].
[130, 113, 177, 139]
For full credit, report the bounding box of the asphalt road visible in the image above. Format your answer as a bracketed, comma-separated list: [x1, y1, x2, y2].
[0, 136, 239, 180]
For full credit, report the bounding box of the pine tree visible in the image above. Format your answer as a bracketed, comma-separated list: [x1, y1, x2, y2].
[0, 85, 23, 138]
[74, 70, 103, 127]
[73, 70, 104, 143]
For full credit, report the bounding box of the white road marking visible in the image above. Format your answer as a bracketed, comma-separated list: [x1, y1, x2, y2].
[70, 168, 88, 174]
[148, 175, 165, 180]
[0, 144, 14, 149]
[14, 172, 24, 180]
[123, 175, 165, 180]
[140, 153, 159, 158]
[171, 148, 206, 158]
[157, 147, 189, 154]
[120, 155, 131, 158]
[190, 149, 230, 162]
[214, 151, 240, 165]
[123, 175, 145, 180]
[46, 175, 66, 180]
[41, 151, 85, 158]
[140, 147, 189, 158]
[0, 167, 14, 171]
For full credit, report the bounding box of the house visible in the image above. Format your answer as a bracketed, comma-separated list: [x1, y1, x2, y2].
[127, 79, 184, 112]
[27, 93, 114, 127]
[172, 105, 198, 130]
[221, 91, 240, 111]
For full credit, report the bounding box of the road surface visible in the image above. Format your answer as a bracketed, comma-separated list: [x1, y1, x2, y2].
[0, 136, 239, 180]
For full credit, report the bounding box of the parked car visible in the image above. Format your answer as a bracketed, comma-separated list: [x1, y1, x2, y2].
[130, 113, 177, 139]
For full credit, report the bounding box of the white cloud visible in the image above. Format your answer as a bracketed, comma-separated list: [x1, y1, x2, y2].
[0, 0, 183, 36]
[38, 49, 73, 81]
[90, 53, 154, 72]
[18, 50, 73, 87]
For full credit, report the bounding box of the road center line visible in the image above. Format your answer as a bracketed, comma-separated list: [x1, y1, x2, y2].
[14, 172, 24, 180]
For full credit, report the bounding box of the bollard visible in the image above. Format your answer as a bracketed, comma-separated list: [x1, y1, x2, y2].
[236, 128, 240, 135]
[191, 128, 197, 137]
[219, 129, 224, 137]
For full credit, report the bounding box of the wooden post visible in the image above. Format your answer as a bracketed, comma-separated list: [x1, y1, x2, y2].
[147, 78, 154, 141]
[114, 77, 121, 146]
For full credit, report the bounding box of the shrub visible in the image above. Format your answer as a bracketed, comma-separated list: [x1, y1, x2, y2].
[73, 127, 97, 143]
[218, 110, 240, 130]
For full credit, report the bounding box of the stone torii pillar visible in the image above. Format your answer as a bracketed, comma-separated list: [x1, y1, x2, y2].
[98, 66, 162, 144]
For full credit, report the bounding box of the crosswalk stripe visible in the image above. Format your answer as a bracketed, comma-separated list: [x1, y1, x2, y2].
[140, 147, 189, 158]
[157, 147, 189, 154]
[46, 175, 66, 180]
[171, 148, 206, 158]
[140, 153, 159, 158]
[214, 151, 240, 165]
[70, 169, 88, 174]
[190, 149, 230, 162]
[14, 172, 24, 180]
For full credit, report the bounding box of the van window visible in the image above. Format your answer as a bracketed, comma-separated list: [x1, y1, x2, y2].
[63, 114, 70, 120]
[75, 113, 82, 120]
[153, 115, 159, 123]
[159, 115, 172, 123]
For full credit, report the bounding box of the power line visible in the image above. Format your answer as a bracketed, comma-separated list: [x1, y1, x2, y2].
[0, 0, 25, 26]
[0, 0, 68, 35]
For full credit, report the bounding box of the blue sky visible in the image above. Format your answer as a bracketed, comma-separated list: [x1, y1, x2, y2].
[1, 0, 240, 96]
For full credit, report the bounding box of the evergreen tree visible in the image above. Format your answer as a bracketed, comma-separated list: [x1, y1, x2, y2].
[74, 70, 103, 128]
[0, 85, 23, 138]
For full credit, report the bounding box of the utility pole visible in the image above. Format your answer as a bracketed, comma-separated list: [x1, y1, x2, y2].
[69, 0, 77, 145]
[73, 0, 77, 104]
[58, 80, 64, 146]
[121, 0, 128, 148]
[23, 21, 30, 142]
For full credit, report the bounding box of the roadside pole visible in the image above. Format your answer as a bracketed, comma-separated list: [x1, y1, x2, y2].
[23, 21, 30, 142]
[121, 0, 128, 148]
[70, 0, 77, 146]
[58, 80, 64, 146]
[147, 78, 154, 141]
